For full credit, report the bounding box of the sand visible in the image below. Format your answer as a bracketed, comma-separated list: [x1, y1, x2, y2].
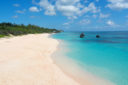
[0, 34, 80, 85]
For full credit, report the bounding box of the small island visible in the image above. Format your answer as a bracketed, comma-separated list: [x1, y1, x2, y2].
[0, 22, 62, 38]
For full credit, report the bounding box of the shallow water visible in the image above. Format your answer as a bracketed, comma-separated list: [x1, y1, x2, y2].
[52, 31, 128, 85]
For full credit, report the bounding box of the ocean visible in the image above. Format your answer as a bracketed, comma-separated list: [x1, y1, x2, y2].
[52, 31, 128, 85]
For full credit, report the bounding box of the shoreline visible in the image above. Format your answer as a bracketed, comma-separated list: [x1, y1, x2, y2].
[51, 38, 115, 85]
[0, 33, 80, 85]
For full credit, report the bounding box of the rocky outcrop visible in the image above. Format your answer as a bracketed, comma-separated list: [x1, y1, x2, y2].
[80, 33, 85, 38]
[96, 35, 100, 38]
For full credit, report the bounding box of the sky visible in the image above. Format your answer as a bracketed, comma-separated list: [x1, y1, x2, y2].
[0, 0, 128, 31]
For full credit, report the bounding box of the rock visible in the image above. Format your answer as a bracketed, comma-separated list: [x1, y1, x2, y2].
[80, 33, 85, 38]
[96, 35, 100, 38]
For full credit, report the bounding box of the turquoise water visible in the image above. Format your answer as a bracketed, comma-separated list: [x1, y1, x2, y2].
[52, 31, 128, 85]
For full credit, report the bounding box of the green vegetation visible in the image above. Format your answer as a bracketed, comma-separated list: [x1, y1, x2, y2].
[0, 22, 62, 37]
[0, 35, 5, 38]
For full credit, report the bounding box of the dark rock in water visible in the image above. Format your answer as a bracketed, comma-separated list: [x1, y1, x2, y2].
[80, 33, 85, 38]
[96, 35, 100, 38]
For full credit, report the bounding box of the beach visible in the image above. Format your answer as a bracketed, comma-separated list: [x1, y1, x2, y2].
[0, 34, 80, 85]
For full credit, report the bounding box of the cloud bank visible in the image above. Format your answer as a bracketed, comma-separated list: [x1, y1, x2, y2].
[31, 0, 100, 19]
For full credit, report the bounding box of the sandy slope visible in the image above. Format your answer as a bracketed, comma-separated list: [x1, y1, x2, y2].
[0, 34, 80, 85]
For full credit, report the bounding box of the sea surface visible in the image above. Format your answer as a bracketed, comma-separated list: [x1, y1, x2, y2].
[52, 31, 128, 85]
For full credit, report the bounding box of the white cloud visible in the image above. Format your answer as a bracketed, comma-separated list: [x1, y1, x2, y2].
[82, 3, 100, 14]
[79, 19, 91, 25]
[84, 0, 88, 3]
[63, 20, 74, 29]
[107, 0, 128, 9]
[56, 1, 99, 19]
[63, 22, 70, 25]
[34, 0, 100, 19]
[99, 13, 110, 18]
[12, 15, 18, 18]
[77, 3, 84, 8]
[13, 4, 20, 7]
[63, 22, 71, 25]
[96, 0, 99, 2]
[106, 20, 115, 26]
[39, 0, 56, 15]
[126, 15, 128, 18]
[63, 20, 73, 25]
[16, 9, 26, 14]
[29, 6, 40, 12]
[55, 0, 82, 19]
[56, 0, 80, 5]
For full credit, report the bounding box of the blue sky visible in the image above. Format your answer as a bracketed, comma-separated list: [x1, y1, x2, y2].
[0, 0, 128, 31]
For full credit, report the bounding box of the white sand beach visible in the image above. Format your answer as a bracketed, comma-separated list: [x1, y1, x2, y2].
[0, 34, 80, 85]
